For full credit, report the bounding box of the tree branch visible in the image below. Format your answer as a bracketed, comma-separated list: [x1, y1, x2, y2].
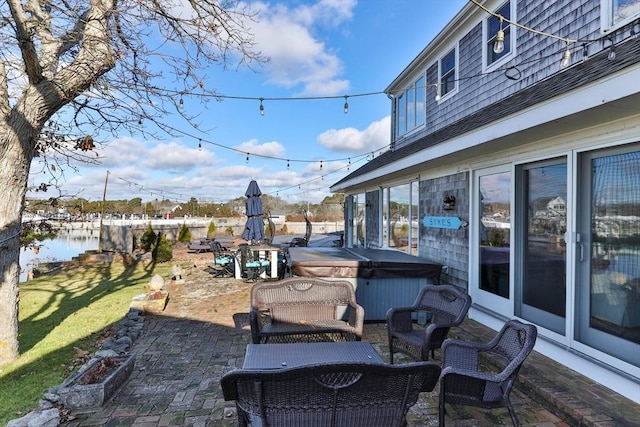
[7, 0, 44, 83]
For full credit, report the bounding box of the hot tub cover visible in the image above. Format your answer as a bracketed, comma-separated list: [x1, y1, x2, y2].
[288, 247, 442, 282]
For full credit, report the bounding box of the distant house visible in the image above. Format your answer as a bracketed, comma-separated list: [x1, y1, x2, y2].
[546, 196, 566, 214]
[331, 0, 640, 402]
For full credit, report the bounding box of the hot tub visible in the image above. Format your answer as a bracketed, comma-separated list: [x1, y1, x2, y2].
[287, 247, 442, 321]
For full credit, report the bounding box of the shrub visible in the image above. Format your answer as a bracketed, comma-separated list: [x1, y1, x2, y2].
[206, 221, 216, 238]
[140, 223, 156, 252]
[152, 234, 173, 263]
[225, 226, 234, 236]
[177, 223, 191, 243]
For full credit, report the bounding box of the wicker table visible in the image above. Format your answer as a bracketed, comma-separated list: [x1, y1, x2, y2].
[242, 341, 384, 369]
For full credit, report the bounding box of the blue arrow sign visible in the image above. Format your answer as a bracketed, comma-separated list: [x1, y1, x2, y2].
[422, 216, 467, 230]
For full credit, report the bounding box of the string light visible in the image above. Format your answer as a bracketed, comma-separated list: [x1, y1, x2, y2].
[608, 38, 616, 60]
[287, 160, 290, 169]
[494, 17, 505, 54]
[343, 95, 349, 114]
[259, 98, 264, 116]
[246, 153, 250, 163]
[159, 122, 386, 165]
[179, 97, 184, 108]
[434, 85, 441, 102]
[115, 155, 366, 204]
[582, 43, 589, 60]
[469, 0, 578, 70]
[560, 43, 571, 69]
[198, 139, 202, 151]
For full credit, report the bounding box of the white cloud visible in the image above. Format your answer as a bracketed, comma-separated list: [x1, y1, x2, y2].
[317, 116, 391, 153]
[95, 136, 147, 168]
[234, 138, 285, 157]
[250, 0, 355, 96]
[142, 141, 216, 171]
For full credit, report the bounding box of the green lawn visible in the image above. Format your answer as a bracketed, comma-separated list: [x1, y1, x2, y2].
[0, 259, 172, 425]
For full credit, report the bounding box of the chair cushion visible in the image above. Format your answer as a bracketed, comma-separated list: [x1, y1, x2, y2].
[214, 256, 232, 265]
[262, 320, 358, 337]
[392, 329, 425, 348]
[246, 260, 269, 268]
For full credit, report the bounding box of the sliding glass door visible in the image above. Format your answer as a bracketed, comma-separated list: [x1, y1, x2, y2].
[515, 159, 567, 335]
[576, 146, 640, 366]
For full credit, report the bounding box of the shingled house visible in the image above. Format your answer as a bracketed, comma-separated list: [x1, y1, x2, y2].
[331, 0, 639, 402]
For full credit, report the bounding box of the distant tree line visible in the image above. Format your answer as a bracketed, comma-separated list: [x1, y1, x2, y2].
[25, 193, 345, 222]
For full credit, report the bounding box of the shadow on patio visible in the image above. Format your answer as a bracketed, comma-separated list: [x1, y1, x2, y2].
[63, 267, 639, 426]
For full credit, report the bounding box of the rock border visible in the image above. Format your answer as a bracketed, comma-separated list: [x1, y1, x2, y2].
[6, 309, 145, 427]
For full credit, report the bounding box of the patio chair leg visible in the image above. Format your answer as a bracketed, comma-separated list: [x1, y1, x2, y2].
[439, 380, 446, 426]
[507, 404, 519, 426]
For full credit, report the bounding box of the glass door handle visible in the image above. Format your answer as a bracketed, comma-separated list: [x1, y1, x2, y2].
[578, 242, 584, 262]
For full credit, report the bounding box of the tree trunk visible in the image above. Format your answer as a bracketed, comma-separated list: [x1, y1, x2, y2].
[0, 113, 34, 364]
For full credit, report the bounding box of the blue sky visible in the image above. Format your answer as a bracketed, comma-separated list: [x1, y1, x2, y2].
[29, 0, 467, 205]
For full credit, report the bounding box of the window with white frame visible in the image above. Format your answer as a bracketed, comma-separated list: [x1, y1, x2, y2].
[602, 0, 640, 32]
[485, 1, 513, 68]
[439, 47, 457, 99]
[394, 75, 425, 137]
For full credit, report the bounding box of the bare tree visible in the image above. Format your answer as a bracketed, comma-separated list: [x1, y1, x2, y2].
[0, 0, 264, 364]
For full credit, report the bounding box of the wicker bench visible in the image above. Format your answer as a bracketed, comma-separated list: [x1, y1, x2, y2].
[221, 361, 441, 427]
[249, 277, 364, 344]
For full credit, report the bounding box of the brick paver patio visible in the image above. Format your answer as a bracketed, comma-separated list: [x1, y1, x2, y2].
[64, 251, 640, 426]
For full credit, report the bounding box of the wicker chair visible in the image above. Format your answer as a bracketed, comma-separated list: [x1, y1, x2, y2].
[438, 319, 538, 426]
[387, 285, 472, 363]
[221, 361, 441, 427]
[249, 277, 364, 344]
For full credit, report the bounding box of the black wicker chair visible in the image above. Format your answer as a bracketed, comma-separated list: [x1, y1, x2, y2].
[289, 210, 312, 247]
[438, 319, 538, 426]
[386, 285, 472, 363]
[221, 361, 441, 427]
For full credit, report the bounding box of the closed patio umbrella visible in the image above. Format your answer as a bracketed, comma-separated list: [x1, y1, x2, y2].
[242, 180, 265, 243]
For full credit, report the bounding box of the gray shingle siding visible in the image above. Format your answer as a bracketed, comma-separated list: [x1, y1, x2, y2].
[390, 0, 631, 152]
[419, 172, 470, 290]
[333, 34, 639, 187]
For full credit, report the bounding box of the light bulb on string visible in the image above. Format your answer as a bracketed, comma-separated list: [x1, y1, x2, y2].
[259, 98, 264, 116]
[608, 38, 616, 60]
[582, 43, 589, 61]
[320, 160, 323, 170]
[287, 160, 290, 169]
[493, 17, 505, 54]
[179, 97, 184, 108]
[198, 139, 202, 151]
[343, 95, 349, 114]
[246, 153, 250, 164]
[434, 85, 441, 102]
[560, 43, 571, 69]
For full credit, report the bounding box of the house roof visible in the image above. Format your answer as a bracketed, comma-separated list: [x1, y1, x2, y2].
[331, 37, 640, 192]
